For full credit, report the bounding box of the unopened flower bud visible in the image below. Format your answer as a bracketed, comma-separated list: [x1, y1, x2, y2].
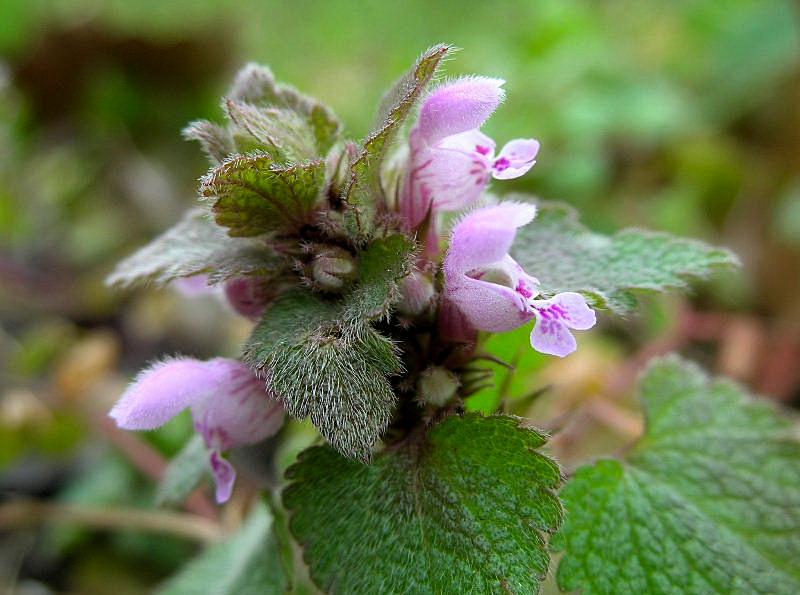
[310, 246, 357, 292]
[224, 277, 275, 319]
[397, 271, 435, 317]
[418, 366, 460, 407]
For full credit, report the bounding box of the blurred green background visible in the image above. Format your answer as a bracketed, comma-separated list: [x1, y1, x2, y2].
[1, 1, 799, 593]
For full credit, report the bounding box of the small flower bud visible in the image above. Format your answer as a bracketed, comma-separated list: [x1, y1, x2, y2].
[224, 277, 275, 319]
[397, 271, 435, 317]
[418, 366, 460, 407]
[310, 246, 357, 292]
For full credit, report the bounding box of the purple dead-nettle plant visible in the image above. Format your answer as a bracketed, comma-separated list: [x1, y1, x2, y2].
[104, 46, 792, 595]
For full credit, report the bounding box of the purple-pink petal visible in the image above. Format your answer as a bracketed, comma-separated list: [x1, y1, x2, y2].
[492, 139, 540, 180]
[191, 364, 284, 450]
[416, 77, 505, 145]
[110, 357, 217, 430]
[173, 275, 217, 297]
[209, 450, 236, 504]
[529, 292, 595, 357]
[530, 319, 578, 357]
[445, 202, 537, 274]
[536, 292, 596, 330]
[448, 276, 529, 332]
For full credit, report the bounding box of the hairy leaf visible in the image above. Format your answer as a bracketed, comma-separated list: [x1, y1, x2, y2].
[201, 154, 325, 237]
[228, 63, 340, 155]
[342, 44, 451, 240]
[512, 200, 739, 312]
[158, 504, 286, 595]
[225, 99, 319, 162]
[284, 413, 563, 594]
[106, 209, 280, 288]
[182, 120, 235, 164]
[344, 233, 415, 320]
[155, 435, 208, 508]
[553, 356, 800, 595]
[243, 291, 401, 460]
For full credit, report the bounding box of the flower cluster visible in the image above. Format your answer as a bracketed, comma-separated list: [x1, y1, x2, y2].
[399, 76, 595, 355]
[109, 59, 595, 502]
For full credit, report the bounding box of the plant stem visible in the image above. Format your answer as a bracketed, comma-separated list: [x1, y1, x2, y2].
[0, 500, 222, 543]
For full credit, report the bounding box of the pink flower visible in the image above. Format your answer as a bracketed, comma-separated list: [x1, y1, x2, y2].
[173, 275, 216, 297]
[443, 202, 596, 357]
[110, 357, 284, 503]
[400, 77, 540, 230]
[172, 275, 272, 320]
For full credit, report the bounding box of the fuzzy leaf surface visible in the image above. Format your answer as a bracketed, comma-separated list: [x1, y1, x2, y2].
[225, 99, 320, 162]
[553, 356, 800, 595]
[243, 291, 401, 460]
[202, 154, 325, 237]
[182, 120, 235, 164]
[512, 201, 739, 312]
[106, 209, 280, 288]
[228, 63, 340, 155]
[342, 44, 451, 239]
[157, 504, 286, 595]
[284, 413, 563, 594]
[344, 233, 415, 319]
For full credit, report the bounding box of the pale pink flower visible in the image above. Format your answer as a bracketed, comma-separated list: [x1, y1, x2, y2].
[400, 77, 540, 230]
[110, 357, 283, 503]
[443, 202, 595, 357]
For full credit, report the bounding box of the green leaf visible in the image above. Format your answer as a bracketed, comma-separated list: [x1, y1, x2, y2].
[553, 356, 800, 595]
[201, 154, 325, 237]
[342, 44, 451, 240]
[228, 63, 341, 155]
[344, 232, 415, 320]
[106, 209, 281, 288]
[225, 99, 320, 162]
[155, 435, 208, 508]
[243, 291, 401, 460]
[512, 200, 739, 312]
[284, 413, 563, 594]
[157, 503, 287, 595]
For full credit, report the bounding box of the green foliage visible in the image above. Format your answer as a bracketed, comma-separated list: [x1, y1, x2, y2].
[553, 356, 800, 595]
[157, 503, 287, 595]
[228, 63, 341, 155]
[344, 232, 415, 320]
[243, 291, 401, 460]
[342, 44, 451, 240]
[512, 200, 739, 312]
[201, 154, 326, 237]
[106, 209, 281, 288]
[225, 100, 320, 163]
[155, 435, 208, 508]
[284, 413, 563, 594]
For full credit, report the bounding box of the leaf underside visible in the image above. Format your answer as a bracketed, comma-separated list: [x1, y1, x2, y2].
[106, 209, 281, 288]
[511, 200, 739, 313]
[553, 356, 800, 595]
[284, 413, 563, 595]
